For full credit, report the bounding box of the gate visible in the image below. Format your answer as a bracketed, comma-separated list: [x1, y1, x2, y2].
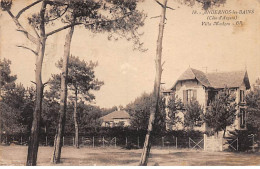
[189, 137, 204, 150]
[204, 134, 223, 151]
[248, 134, 257, 151]
[227, 138, 238, 151]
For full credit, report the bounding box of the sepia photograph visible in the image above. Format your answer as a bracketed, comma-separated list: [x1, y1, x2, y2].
[0, 0, 260, 166]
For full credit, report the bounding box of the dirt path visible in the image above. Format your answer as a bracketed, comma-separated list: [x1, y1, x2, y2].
[0, 145, 259, 166]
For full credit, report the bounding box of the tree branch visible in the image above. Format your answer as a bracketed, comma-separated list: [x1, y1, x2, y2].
[162, 61, 165, 67]
[155, 0, 174, 10]
[16, 0, 43, 19]
[30, 81, 37, 85]
[45, 0, 69, 6]
[46, 22, 83, 37]
[155, 0, 164, 8]
[150, 15, 161, 19]
[43, 81, 49, 86]
[16, 45, 38, 55]
[47, 5, 69, 22]
[46, 12, 133, 37]
[166, 6, 175, 10]
[6, 10, 38, 44]
[30, 24, 40, 39]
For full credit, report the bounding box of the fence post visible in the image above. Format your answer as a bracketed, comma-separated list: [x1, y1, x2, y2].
[203, 134, 206, 151]
[138, 137, 140, 148]
[115, 137, 117, 148]
[220, 137, 223, 151]
[162, 137, 164, 147]
[73, 137, 75, 146]
[176, 137, 177, 149]
[63, 136, 65, 146]
[81, 136, 83, 145]
[103, 136, 105, 147]
[93, 136, 95, 148]
[189, 138, 190, 148]
[237, 137, 238, 151]
[46, 136, 48, 146]
[252, 135, 255, 152]
[126, 137, 128, 146]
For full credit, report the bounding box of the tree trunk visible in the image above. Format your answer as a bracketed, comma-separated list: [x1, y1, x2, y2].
[26, 2, 46, 166]
[0, 57, 2, 144]
[52, 26, 74, 163]
[74, 89, 79, 148]
[223, 127, 226, 138]
[139, 0, 167, 166]
[26, 39, 46, 166]
[0, 23, 2, 143]
[0, 110, 1, 144]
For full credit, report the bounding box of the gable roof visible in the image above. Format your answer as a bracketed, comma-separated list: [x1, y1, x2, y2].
[206, 70, 250, 89]
[171, 67, 211, 89]
[100, 110, 130, 122]
[190, 68, 211, 87]
[171, 67, 250, 90]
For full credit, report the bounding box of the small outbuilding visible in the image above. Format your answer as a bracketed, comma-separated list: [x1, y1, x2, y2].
[100, 110, 130, 127]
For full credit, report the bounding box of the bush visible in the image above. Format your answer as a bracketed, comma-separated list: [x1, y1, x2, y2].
[227, 129, 256, 152]
[123, 142, 140, 149]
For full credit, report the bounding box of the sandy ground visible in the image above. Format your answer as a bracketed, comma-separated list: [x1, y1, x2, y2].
[0, 145, 260, 166]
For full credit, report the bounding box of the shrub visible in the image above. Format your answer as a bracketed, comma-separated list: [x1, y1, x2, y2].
[227, 129, 256, 152]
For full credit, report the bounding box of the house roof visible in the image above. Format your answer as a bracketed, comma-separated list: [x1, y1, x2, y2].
[171, 67, 211, 89]
[162, 89, 174, 93]
[100, 110, 130, 122]
[206, 70, 250, 89]
[171, 67, 250, 90]
[189, 68, 211, 87]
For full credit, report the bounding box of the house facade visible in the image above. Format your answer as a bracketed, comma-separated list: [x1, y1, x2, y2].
[163, 67, 250, 135]
[100, 110, 131, 127]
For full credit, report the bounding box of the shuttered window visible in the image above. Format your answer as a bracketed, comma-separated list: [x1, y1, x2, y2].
[183, 89, 197, 105]
[240, 90, 245, 103]
[183, 90, 187, 105]
[192, 89, 197, 100]
[187, 90, 192, 102]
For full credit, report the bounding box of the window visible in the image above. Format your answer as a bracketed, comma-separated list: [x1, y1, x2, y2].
[240, 90, 245, 103]
[207, 90, 218, 106]
[187, 90, 192, 102]
[229, 89, 236, 96]
[183, 89, 197, 105]
[240, 108, 246, 128]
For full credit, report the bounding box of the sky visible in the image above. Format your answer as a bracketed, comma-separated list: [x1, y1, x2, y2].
[0, 0, 260, 108]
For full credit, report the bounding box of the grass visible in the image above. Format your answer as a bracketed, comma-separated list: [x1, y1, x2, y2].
[0, 145, 260, 166]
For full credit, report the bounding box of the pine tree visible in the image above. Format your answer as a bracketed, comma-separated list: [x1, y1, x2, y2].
[49, 55, 104, 149]
[204, 88, 237, 137]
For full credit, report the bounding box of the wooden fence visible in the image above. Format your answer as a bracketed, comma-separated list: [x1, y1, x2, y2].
[0, 133, 258, 152]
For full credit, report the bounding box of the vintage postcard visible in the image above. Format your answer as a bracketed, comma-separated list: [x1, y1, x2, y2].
[0, 0, 259, 166]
